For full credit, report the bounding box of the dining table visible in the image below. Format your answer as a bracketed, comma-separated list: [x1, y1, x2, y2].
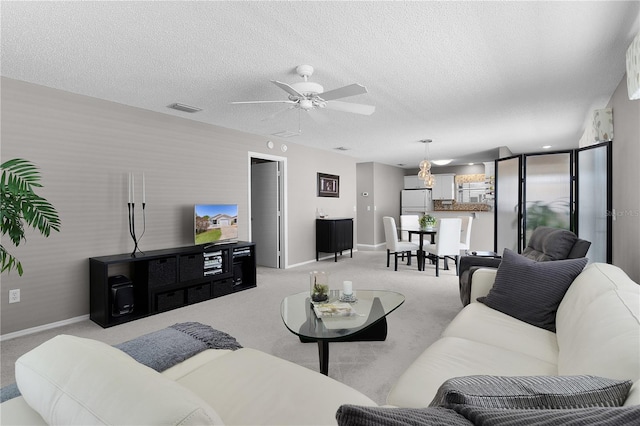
[406, 228, 437, 271]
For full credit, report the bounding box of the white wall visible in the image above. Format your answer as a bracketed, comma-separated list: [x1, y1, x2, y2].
[0, 77, 357, 334]
[356, 162, 405, 247]
[608, 75, 640, 282]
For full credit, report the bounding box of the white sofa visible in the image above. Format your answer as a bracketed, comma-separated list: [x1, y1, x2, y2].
[0, 337, 377, 425]
[387, 262, 640, 408]
[1, 262, 638, 425]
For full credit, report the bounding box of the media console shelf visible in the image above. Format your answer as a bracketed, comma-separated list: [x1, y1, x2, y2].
[90, 241, 256, 328]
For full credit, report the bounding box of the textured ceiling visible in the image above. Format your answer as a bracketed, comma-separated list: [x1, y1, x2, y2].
[2, 1, 639, 168]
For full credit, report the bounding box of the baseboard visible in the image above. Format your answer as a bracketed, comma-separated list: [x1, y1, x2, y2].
[286, 249, 359, 269]
[0, 314, 90, 342]
[357, 243, 385, 250]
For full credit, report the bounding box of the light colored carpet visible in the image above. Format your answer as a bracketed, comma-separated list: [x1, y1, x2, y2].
[0, 250, 462, 405]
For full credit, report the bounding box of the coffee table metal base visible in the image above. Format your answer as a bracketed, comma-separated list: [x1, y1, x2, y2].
[299, 317, 388, 375]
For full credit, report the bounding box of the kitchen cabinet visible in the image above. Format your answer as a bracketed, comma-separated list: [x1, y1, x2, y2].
[432, 174, 455, 200]
[403, 175, 424, 189]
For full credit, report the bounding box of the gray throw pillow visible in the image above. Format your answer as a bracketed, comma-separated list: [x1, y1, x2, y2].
[522, 226, 578, 261]
[429, 375, 632, 409]
[453, 405, 640, 426]
[477, 248, 588, 331]
[335, 405, 471, 426]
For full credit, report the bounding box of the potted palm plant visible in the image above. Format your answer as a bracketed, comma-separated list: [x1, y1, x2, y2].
[1, 158, 61, 275]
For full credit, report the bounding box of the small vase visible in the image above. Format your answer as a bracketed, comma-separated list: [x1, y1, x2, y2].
[310, 271, 329, 303]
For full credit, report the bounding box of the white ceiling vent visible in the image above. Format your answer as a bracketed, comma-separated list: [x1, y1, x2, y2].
[168, 103, 202, 113]
[271, 130, 299, 138]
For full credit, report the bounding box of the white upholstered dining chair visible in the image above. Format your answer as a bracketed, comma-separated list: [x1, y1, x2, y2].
[400, 214, 420, 242]
[424, 218, 462, 277]
[383, 216, 420, 271]
[459, 216, 473, 254]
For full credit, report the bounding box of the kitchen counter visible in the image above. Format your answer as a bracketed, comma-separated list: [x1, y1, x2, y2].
[433, 200, 492, 211]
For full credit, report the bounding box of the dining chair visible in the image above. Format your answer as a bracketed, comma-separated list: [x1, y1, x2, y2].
[400, 214, 420, 242]
[459, 216, 473, 255]
[383, 216, 420, 271]
[424, 218, 462, 277]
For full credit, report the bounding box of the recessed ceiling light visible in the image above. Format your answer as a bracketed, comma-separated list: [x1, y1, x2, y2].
[542, 145, 552, 149]
[432, 159, 453, 166]
[167, 103, 202, 113]
[468, 163, 474, 166]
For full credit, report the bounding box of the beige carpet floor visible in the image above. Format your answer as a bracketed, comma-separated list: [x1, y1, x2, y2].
[0, 249, 463, 405]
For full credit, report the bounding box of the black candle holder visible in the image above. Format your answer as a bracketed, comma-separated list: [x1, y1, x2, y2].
[128, 202, 146, 257]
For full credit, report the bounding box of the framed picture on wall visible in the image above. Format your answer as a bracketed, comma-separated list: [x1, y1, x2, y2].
[318, 173, 339, 197]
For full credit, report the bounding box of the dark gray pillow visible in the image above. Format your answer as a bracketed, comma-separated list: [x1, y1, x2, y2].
[335, 405, 471, 426]
[477, 248, 588, 331]
[429, 375, 632, 409]
[522, 226, 578, 261]
[453, 405, 640, 426]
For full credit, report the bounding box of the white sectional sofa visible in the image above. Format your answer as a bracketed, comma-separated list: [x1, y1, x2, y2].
[0, 338, 376, 425]
[1, 262, 638, 425]
[387, 262, 640, 408]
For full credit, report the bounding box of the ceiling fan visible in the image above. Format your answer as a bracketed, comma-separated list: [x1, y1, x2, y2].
[231, 65, 375, 116]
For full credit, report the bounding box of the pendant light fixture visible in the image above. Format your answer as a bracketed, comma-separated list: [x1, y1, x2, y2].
[418, 139, 435, 188]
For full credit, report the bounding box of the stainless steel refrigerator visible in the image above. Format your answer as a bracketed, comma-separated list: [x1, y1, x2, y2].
[401, 189, 433, 215]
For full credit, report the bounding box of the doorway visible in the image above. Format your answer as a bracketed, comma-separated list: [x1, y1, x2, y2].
[249, 152, 287, 268]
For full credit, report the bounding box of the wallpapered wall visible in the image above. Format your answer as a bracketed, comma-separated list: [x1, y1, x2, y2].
[1, 77, 358, 335]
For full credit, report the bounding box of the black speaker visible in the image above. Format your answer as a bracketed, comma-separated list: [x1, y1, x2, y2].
[109, 275, 134, 317]
[232, 263, 243, 286]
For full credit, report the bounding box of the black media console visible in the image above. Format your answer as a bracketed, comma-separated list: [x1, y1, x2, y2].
[89, 241, 256, 328]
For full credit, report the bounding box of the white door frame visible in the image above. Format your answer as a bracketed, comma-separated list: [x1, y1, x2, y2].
[248, 151, 288, 269]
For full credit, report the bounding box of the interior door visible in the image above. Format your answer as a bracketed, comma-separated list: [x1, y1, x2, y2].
[251, 161, 280, 268]
[523, 151, 573, 245]
[576, 142, 612, 263]
[495, 156, 522, 254]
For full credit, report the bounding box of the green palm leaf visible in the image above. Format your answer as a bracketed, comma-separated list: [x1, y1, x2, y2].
[1, 158, 61, 275]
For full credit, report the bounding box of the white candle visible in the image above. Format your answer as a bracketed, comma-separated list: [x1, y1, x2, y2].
[142, 173, 146, 204]
[343, 281, 353, 296]
[132, 173, 135, 204]
[128, 173, 131, 203]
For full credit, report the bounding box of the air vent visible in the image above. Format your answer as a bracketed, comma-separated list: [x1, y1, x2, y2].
[271, 130, 299, 138]
[334, 146, 350, 151]
[168, 103, 202, 113]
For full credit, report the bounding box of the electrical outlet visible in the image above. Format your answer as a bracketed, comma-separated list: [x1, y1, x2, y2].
[9, 289, 20, 304]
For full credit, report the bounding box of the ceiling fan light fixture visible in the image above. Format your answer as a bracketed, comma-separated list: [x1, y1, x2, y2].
[299, 99, 314, 110]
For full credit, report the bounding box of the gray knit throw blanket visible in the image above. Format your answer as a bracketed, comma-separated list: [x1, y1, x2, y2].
[0, 322, 242, 402]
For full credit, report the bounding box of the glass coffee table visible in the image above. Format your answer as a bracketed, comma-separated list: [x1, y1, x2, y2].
[280, 290, 405, 375]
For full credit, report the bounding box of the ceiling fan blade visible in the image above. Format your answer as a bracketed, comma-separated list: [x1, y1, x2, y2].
[271, 80, 304, 98]
[318, 83, 368, 101]
[325, 100, 375, 115]
[231, 100, 296, 104]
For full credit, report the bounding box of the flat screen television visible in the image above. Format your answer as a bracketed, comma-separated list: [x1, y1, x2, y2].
[194, 204, 238, 245]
